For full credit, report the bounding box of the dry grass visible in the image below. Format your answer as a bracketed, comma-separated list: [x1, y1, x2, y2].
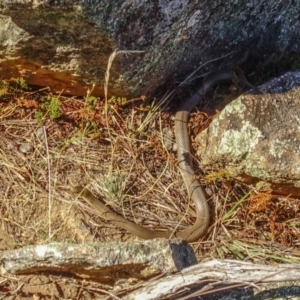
[0, 76, 300, 298]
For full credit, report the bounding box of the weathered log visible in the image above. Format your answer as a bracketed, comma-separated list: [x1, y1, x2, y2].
[0, 240, 196, 284]
[126, 259, 300, 300]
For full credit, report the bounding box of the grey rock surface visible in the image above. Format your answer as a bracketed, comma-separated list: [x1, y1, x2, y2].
[0, 1, 300, 96]
[196, 71, 300, 196]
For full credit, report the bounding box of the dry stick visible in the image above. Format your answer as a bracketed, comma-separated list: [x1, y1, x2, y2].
[43, 125, 52, 238]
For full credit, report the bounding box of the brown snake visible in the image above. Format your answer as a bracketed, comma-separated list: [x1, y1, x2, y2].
[74, 72, 253, 242]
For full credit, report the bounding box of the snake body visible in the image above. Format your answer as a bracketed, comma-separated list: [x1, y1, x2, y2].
[75, 72, 251, 242]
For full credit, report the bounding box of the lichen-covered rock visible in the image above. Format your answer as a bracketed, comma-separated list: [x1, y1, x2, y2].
[196, 71, 300, 196]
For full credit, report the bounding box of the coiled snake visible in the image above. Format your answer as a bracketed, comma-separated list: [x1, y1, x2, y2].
[74, 72, 253, 242]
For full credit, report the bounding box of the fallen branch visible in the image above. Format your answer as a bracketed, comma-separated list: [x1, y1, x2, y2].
[126, 259, 300, 300]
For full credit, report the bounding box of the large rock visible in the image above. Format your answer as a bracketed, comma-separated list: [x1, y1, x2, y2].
[195, 71, 300, 196]
[1, 1, 300, 97]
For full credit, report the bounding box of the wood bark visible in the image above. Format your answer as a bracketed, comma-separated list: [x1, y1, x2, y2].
[126, 259, 300, 300]
[0, 240, 196, 284]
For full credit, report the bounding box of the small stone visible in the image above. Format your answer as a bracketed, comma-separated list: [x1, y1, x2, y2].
[162, 127, 174, 151]
[19, 143, 33, 153]
[36, 127, 45, 141]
